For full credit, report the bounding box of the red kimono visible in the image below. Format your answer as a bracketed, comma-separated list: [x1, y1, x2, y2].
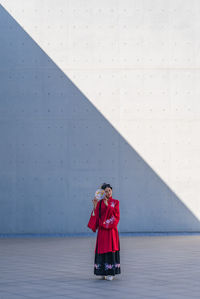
[87, 197, 120, 254]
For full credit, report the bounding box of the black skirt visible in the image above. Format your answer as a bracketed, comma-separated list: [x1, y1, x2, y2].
[94, 250, 121, 276]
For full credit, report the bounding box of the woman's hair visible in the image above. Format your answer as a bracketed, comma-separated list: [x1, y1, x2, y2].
[101, 183, 112, 190]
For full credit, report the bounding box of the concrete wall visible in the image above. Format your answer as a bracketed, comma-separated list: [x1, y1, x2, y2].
[0, 0, 200, 234]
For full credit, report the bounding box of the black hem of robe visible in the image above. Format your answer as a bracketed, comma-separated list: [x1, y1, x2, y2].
[94, 250, 121, 276]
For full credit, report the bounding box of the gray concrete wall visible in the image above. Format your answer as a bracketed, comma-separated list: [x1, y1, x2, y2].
[0, 1, 200, 234]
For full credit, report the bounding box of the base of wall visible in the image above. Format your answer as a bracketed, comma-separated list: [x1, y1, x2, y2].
[1, 231, 200, 238]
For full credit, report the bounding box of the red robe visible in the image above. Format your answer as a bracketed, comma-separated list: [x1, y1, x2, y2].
[87, 196, 120, 254]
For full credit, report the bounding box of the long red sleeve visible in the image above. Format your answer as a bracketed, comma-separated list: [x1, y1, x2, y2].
[100, 200, 120, 229]
[87, 201, 100, 232]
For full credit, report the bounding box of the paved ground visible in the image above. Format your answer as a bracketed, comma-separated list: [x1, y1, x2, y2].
[0, 234, 200, 298]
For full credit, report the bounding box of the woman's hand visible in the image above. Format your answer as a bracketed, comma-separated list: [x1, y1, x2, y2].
[92, 197, 98, 210]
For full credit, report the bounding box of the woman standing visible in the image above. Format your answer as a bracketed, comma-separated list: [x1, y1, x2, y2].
[87, 183, 121, 280]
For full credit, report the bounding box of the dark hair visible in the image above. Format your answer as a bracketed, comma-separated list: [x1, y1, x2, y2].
[101, 183, 112, 190]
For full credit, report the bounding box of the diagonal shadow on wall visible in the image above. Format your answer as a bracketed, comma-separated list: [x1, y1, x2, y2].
[0, 5, 199, 234]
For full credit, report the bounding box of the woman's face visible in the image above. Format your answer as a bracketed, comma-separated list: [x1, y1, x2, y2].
[105, 187, 112, 199]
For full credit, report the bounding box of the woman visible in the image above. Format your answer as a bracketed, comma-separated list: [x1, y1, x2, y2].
[87, 183, 121, 280]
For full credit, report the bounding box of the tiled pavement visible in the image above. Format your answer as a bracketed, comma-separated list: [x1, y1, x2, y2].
[1, 234, 200, 298]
